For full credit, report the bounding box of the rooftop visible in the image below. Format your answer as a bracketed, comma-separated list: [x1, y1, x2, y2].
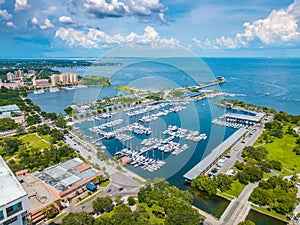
[17, 173, 58, 213]
[0, 156, 27, 207]
[0, 104, 20, 113]
[184, 128, 248, 181]
[224, 112, 265, 122]
[33, 158, 101, 193]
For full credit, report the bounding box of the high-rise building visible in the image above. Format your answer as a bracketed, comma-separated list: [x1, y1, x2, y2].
[50, 72, 78, 86]
[0, 156, 29, 225]
[6, 70, 24, 81]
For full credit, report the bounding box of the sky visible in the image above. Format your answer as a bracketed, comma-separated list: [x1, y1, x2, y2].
[1, 0, 300, 58]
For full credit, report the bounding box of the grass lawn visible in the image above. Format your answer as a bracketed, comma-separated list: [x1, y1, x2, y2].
[132, 177, 145, 185]
[99, 180, 110, 187]
[20, 133, 51, 149]
[224, 180, 245, 198]
[41, 134, 52, 143]
[263, 134, 299, 175]
[251, 205, 287, 221]
[77, 190, 103, 206]
[138, 202, 165, 224]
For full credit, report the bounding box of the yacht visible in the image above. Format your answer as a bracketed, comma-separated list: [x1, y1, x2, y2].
[33, 89, 45, 94]
[49, 87, 60, 92]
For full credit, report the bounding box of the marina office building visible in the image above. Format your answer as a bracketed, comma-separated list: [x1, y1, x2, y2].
[0, 156, 29, 225]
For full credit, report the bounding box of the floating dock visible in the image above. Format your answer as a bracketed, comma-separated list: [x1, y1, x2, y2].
[183, 128, 248, 182]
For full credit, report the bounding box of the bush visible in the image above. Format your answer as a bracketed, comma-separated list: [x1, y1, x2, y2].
[270, 160, 282, 171]
[128, 196, 135, 206]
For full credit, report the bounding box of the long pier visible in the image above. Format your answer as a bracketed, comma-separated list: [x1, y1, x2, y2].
[183, 128, 248, 181]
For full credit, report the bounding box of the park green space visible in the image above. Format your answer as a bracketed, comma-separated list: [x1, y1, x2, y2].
[19, 133, 51, 149]
[115, 85, 135, 94]
[251, 205, 287, 221]
[263, 134, 299, 175]
[224, 180, 245, 198]
[101, 202, 164, 224]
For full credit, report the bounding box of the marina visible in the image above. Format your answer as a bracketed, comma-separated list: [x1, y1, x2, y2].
[84, 100, 209, 172]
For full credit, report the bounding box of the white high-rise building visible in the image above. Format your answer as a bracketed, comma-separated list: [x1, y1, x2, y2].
[0, 156, 29, 225]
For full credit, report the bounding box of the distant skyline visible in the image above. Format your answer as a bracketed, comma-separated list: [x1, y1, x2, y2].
[1, 0, 300, 57]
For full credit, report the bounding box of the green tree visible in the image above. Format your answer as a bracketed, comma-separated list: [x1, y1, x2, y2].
[2, 139, 22, 155]
[0, 118, 18, 132]
[191, 174, 217, 195]
[64, 106, 73, 115]
[213, 174, 233, 192]
[61, 212, 94, 225]
[128, 196, 135, 206]
[92, 196, 113, 213]
[238, 220, 255, 225]
[270, 160, 282, 171]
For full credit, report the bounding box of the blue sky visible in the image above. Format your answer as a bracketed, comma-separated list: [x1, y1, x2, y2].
[0, 0, 300, 57]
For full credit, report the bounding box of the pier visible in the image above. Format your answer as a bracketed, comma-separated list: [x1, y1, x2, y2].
[183, 128, 248, 182]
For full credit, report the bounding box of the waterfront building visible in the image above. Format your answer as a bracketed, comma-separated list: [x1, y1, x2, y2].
[184, 128, 248, 181]
[32, 78, 49, 87]
[33, 158, 103, 199]
[0, 156, 29, 225]
[16, 171, 59, 225]
[6, 70, 24, 81]
[0, 104, 24, 123]
[0, 79, 25, 90]
[50, 72, 78, 86]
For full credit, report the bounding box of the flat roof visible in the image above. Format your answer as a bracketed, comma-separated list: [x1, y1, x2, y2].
[224, 112, 265, 122]
[0, 104, 20, 113]
[184, 128, 248, 181]
[34, 158, 101, 192]
[18, 174, 57, 213]
[0, 156, 27, 207]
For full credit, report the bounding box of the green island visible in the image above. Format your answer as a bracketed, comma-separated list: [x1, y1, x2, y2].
[80, 76, 111, 86]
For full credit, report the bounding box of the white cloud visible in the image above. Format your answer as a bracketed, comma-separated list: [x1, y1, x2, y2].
[0, 9, 12, 21]
[31, 17, 54, 30]
[31, 17, 39, 25]
[14, 0, 31, 12]
[59, 16, 74, 24]
[55, 26, 178, 49]
[82, 0, 167, 22]
[126, 0, 167, 16]
[84, 0, 128, 17]
[6, 21, 16, 27]
[40, 18, 54, 30]
[193, 0, 300, 49]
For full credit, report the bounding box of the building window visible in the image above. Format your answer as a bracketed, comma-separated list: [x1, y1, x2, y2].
[6, 202, 23, 217]
[0, 210, 4, 221]
[3, 216, 17, 225]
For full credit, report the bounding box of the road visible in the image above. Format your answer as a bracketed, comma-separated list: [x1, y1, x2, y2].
[216, 123, 264, 176]
[202, 116, 273, 225]
[219, 183, 258, 225]
[51, 134, 145, 223]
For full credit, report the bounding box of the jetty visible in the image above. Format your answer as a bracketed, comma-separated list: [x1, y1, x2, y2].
[183, 128, 248, 182]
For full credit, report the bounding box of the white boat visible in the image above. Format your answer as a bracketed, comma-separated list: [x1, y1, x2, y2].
[33, 89, 44, 94]
[49, 87, 60, 92]
[64, 86, 76, 90]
